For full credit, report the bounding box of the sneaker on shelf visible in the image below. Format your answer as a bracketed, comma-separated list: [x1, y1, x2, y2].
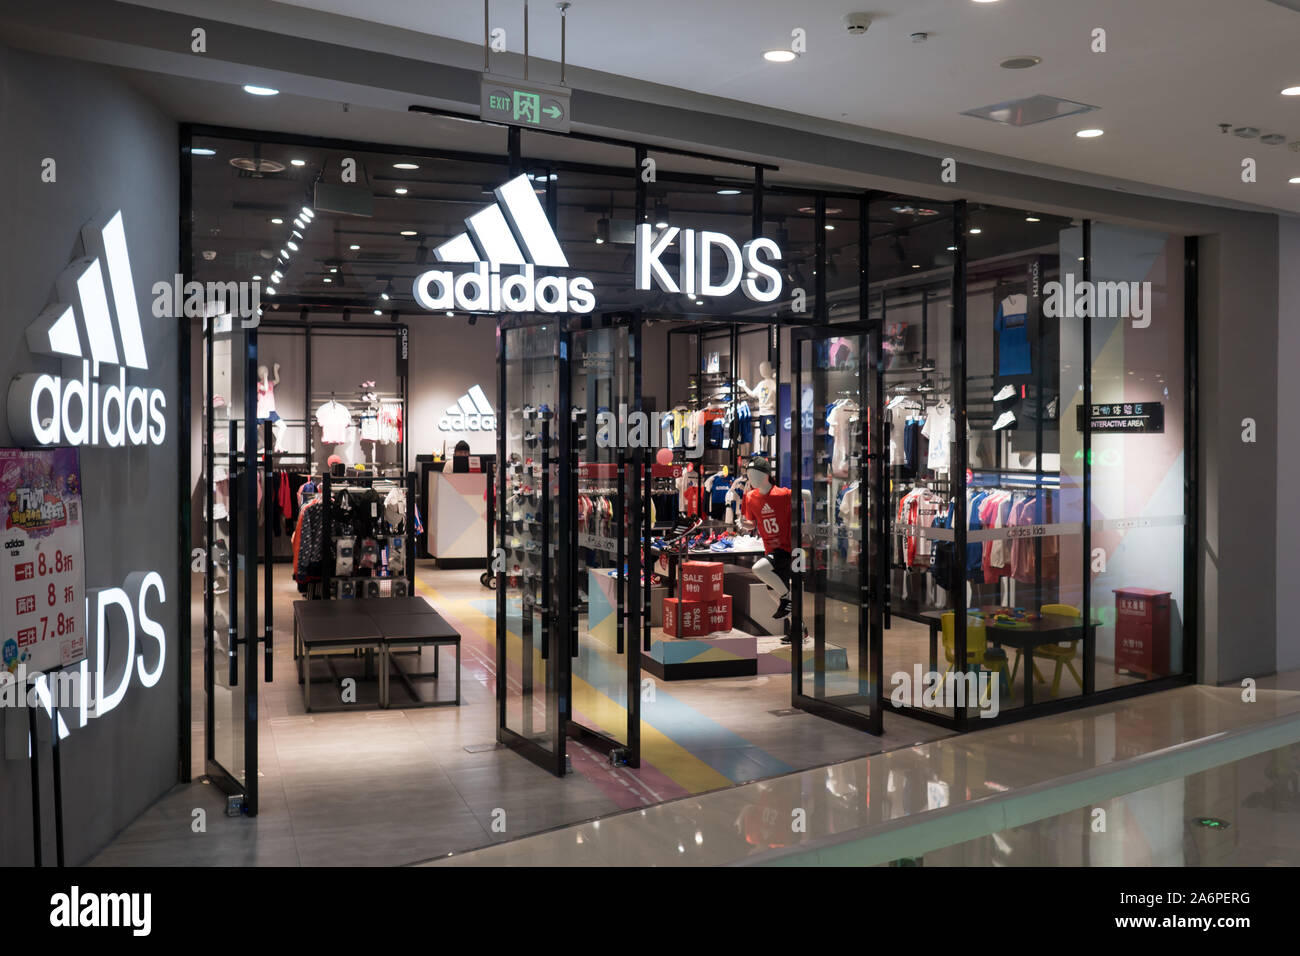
[993, 385, 1016, 402]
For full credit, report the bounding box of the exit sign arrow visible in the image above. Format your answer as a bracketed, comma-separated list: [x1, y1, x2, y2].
[479, 74, 572, 133]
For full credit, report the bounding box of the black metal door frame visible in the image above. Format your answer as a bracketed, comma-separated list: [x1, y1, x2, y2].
[790, 321, 883, 736]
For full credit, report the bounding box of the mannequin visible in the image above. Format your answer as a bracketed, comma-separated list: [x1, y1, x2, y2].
[737, 454, 801, 644]
[257, 362, 286, 450]
[737, 360, 778, 451]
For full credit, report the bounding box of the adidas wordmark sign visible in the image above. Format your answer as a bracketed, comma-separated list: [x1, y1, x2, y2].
[8, 210, 166, 447]
[413, 174, 596, 315]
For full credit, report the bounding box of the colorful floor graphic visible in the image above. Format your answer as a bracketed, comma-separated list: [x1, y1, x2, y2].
[414, 581, 796, 808]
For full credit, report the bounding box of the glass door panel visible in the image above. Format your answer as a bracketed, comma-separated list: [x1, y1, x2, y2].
[567, 321, 641, 767]
[203, 314, 259, 810]
[498, 324, 565, 775]
[792, 327, 882, 734]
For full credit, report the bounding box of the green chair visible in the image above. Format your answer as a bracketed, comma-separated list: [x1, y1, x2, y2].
[940, 612, 1010, 704]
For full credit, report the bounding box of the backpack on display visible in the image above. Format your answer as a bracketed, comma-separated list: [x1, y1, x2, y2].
[388, 536, 405, 574]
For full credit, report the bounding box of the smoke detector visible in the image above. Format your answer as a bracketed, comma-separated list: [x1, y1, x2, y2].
[845, 12, 872, 34]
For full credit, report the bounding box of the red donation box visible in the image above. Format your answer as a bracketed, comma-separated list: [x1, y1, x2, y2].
[1113, 588, 1171, 679]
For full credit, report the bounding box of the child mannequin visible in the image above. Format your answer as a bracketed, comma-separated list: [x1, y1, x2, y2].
[737, 454, 802, 644]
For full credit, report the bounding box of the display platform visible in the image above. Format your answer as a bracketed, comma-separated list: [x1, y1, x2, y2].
[640, 628, 849, 681]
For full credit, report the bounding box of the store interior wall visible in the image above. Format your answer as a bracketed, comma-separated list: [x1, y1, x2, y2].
[407, 317, 497, 458]
[1277, 215, 1300, 674]
[0, 46, 179, 865]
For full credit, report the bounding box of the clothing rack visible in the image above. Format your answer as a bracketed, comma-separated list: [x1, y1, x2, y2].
[318, 470, 417, 601]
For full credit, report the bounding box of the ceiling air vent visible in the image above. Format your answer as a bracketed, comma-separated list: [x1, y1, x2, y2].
[961, 94, 1098, 127]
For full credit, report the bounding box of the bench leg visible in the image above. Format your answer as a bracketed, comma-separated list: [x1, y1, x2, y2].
[455, 641, 461, 705]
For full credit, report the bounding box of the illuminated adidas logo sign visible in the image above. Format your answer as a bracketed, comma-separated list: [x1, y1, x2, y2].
[439, 385, 497, 432]
[413, 174, 595, 314]
[8, 210, 166, 447]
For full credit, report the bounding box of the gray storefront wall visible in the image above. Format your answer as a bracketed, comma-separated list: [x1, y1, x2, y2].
[0, 1, 1295, 862]
[0, 47, 180, 865]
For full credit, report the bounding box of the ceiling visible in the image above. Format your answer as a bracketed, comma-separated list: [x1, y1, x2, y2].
[231, 0, 1300, 214]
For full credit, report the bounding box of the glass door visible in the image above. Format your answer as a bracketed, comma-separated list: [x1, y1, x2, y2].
[791, 325, 883, 734]
[497, 323, 566, 775]
[203, 314, 260, 811]
[565, 318, 642, 768]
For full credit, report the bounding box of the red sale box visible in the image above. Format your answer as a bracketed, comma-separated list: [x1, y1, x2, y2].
[663, 597, 708, 637]
[17, 627, 36, 647]
[681, 561, 723, 601]
[15, 562, 33, 581]
[705, 595, 733, 633]
[15, 594, 35, 615]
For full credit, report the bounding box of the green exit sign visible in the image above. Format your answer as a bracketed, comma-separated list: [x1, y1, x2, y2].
[480, 74, 571, 133]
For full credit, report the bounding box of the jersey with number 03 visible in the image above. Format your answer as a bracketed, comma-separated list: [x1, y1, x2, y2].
[742, 485, 792, 553]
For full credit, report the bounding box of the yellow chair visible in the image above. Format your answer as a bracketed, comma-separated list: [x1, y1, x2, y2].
[1032, 603, 1084, 698]
[940, 612, 1011, 704]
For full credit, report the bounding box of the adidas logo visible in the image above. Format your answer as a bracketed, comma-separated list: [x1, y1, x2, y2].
[8, 210, 166, 447]
[413, 174, 595, 315]
[762, 504, 774, 516]
[439, 384, 497, 432]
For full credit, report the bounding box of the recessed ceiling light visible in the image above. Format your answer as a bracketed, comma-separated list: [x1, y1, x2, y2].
[191, 147, 216, 156]
[1076, 128, 1104, 138]
[290, 158, 306, 167]
[270, 218, 283, 225]
[763, 50, 797, 63]
[1290, 176, 1300, 184]
[393, 162, 419, 170]
[400, 230, 417, 236]
[243, 85, 279, 96]
[946, 245, 957, 251]
[912, 264, 921, 269]
[394, 187, 409, 195]
[323, 277, 332, 283]
[825, 224, 835, 231]
[252, 274, 262, 281]
[1000, 55, 1042, 70]
[329, 267, 338, 273]
[373, 309, 382, 316]
[969, 228, 982, 235]
[717, 188, 742, 196]
[350, 244, 360, 250]
[1026, 216, 1041, 222]
[1283, 87, 1300, 96]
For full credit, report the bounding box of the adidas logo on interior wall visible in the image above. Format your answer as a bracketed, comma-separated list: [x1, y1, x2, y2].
[8, 210, 167, 447]
[413, 174, 596, 314]
[439, 385, 496, 432]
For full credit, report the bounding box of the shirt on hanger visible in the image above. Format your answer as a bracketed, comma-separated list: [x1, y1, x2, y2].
[995, 293, 1032, 378]
[316, 401, 352, 444]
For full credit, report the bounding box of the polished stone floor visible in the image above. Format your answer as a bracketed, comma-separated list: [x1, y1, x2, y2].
[427, 683, 1300, 866]
[90, 562, 947, 866]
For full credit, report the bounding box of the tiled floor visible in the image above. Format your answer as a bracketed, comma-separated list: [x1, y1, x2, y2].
[426, 682, 1300, 866]
[90, 561, 948, 866]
